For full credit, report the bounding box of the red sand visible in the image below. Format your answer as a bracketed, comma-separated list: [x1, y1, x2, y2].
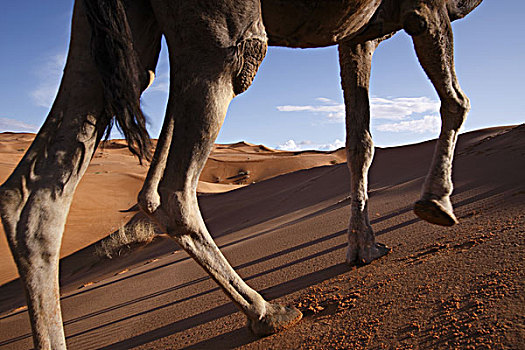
[0, 125, 523, 349]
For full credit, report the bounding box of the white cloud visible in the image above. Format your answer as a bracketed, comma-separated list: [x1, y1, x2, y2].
[276, 139, 302, 151]
[370, 96, 439, 120]
[276, 138, 345, 151]
[318, 139, 344, 151]
[316, 97, 334, 104]
[276, 97, 345, 120]
[276, 96, 440, 122]
[276, 104, 344, 119]
[31, 53, 66, 108]
[276, 96, 442, 136]
[376, 115, 441, 133]
[0, 117, 39, 133]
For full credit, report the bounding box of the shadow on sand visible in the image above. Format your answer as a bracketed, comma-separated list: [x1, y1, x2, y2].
[0, 181, 516, 348]
[96, 263, 350, 350]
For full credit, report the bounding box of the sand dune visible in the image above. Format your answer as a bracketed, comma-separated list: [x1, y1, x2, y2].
[0, 136, 345, 286]
[0, 125, 523, 349]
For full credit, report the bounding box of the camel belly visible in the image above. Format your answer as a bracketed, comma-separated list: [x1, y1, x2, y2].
[262, 0, 381, 48]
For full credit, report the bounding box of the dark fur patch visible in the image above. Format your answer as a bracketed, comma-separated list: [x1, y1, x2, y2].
[83, 0, 152, 162]
[403, 12, 428, 36]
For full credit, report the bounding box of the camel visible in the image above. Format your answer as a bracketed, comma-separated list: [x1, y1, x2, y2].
[0, 0, 482, 348]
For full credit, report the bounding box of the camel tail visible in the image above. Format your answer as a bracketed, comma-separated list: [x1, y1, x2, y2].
[83, 0, 152, 162]
[447, 0, 483, 21]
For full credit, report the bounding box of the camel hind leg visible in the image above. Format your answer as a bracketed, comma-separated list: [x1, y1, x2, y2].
[0, 1, 161, 348]
[140, 0, 301, 335]
[404, 3, 470, 226]
[0, 4, 106, 348]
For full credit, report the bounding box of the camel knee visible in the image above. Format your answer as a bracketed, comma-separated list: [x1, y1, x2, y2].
[0, 185, 21, 216]
[0, 185, 25, 245]
[138, 179, 201, 237]
[1, 183, 67, 255]
[145, 188, 202, 237]
[346, 132, 374, 203]
[346, 132, 374, 167]
[441, 93, 470, 130]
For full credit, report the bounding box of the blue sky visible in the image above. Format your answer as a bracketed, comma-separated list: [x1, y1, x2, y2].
[0, 1, 523, 150]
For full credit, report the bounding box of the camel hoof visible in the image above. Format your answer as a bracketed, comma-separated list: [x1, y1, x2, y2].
[414, 198, 458, 226]
[248, 303, 302, 337]
[356, 242, 391, 266]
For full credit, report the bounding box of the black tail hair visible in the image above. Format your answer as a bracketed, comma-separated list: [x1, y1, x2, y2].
[447, 0, 483, 21]
[83, 0, 152, 162]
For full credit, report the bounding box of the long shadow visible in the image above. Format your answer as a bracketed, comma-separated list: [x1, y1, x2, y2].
[0, 228, 345, 325]
[1, 190, 352, 316]
[0, 182, 515, 346]
[0, 165, 345, 312]
[0, 196, 348, 319]
[1, 181, 510, 321]
[182, 326, 251, 350]
[374, 183, 516, 237]
[0, 237, 347, 347]
[1, 129, 520, 345]
[96, 263, 350, 350]
[72, 181, 522, 301]
[175, 185, 521, 350]
[64, 243, 347, 342]
[201, 165, 348, 238]
[0, 164, 484, 316]
[368, 179, 496, 227]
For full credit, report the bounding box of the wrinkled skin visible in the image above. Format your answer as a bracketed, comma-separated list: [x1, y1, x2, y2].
[0, 0, 481, 348]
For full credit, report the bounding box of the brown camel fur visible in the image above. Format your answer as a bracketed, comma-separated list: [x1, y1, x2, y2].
[0, 0, 482, 348]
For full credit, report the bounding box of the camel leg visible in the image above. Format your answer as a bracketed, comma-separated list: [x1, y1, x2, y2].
[0, 1, 161, 348]
[338, 39, 391, 265]
[143, 66, 302, 337]
[404, 4, 470, 226]
[138, 112, 174, 215]
[140, 1, 301, 336]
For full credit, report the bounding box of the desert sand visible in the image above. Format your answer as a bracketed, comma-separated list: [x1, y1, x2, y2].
[0, 125, 523, 349]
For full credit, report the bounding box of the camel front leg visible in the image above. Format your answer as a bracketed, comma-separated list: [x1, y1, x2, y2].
[141, 1, 301, 333]
[144, 68, 302, 336]
[338, 39, 390, 265]
[404, 4, 470, 226]
[0, 1, 161, 348]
